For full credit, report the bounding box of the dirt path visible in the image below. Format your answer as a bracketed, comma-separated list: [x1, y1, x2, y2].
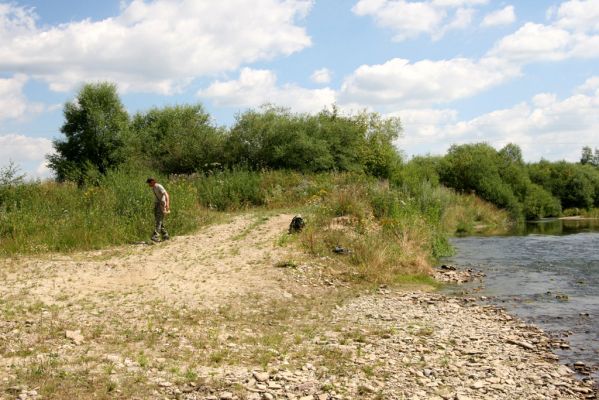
[1, 213, 298, 309]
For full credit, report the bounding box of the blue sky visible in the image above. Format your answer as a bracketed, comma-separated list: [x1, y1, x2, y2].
[1, 0, 598, 177]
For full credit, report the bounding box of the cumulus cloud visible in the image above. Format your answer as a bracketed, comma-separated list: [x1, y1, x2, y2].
[0, 0, 313, 94]
[395, 80, 599, 161]
[481, 5, 515, 27]
[0, 134, 54, 179]
[310, 68, 332, 84]
[198, 68, 336, 113]
[339, 57, 519, 109]
[490, 0, 599, 63]
[0, 74, 46, 121]
[489, 23, 573, 62]
[352, 0, 486, 41]
[0, 74, 28, 120]
[553, 0, 599, 32]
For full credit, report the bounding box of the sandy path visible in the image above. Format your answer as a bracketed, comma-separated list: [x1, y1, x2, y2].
[0, 213, 296, 308]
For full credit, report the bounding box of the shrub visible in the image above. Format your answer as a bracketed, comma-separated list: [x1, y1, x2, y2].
[523, 184, 562, 220]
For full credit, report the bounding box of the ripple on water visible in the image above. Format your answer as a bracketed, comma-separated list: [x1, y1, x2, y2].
[443, 221, 599, 381]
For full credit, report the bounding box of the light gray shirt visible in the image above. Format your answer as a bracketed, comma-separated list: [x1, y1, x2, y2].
[152, 183, 167, 205]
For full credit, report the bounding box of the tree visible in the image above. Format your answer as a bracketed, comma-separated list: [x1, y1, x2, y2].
[581, 146, 599, 167]
[48, 82, 129, 183]
[0, 161, 26, 186]
[131, 104, 224, 174]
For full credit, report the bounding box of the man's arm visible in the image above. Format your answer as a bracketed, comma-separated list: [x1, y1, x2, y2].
[164, 190, 170, 212]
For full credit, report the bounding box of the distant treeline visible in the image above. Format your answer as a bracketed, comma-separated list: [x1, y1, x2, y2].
[403, 143, 599, 220]
[42, 82, 599, 221]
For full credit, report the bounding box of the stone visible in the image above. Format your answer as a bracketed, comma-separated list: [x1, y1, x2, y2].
[471, 380, 485, 389]
[253, 371, 269, 382]
[65, 329, 84, 345]
[220, 392, 234, 400]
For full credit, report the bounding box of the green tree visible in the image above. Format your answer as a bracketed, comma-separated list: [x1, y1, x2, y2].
[529, 161, 595, 209]
[48, 82, 129, 183]
[497, 143, 530, 202]
[581, 146, 594, 165]
[439, 143, 522, 218]
[225, 106, 402, 177]
[226, 106, 334, 172]
[131, 104, 224, 174]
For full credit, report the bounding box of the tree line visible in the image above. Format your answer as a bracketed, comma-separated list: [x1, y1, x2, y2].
[46, 82, 599, 221]
[48, 82, 402, 184]
[402, 143, 599, 220]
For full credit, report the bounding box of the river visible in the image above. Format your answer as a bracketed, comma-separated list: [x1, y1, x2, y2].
[442, 218, 599, 382]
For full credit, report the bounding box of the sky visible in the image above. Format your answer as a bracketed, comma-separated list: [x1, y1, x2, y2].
[1, 0, 599, 178]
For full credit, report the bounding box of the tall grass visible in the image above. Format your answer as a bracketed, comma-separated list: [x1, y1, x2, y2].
[0, 170, 510, 265]
[0, 170, 201, 255]
[295, 177, 512, 285]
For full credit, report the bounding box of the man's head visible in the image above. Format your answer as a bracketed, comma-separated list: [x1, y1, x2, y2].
[146, 177, 156, 187]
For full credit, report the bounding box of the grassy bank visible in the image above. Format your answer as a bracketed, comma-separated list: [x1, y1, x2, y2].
[0, 170, 510, 283]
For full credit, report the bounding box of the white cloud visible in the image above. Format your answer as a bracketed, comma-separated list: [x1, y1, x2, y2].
[576, 76, 599, 94]
[352, 0, 485, 41]
[0, 74, 28, 120]
[310, 68, 332, 84]
[339, 57, 519, 109]
[490, 1, 599, 63]
[431, 0, 487, 6]
[396, 80, 599, 161]
[0, 134, 54, 179]
[198, 68, 336, 113]
[554, 0, 599, 32]
[490, 23, 573, 62]
[0, 1, 313, 94]
[481, 5, 515, 27]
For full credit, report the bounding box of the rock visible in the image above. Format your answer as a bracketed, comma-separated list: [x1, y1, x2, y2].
[472, 381, 486, 389]
[158, 381, 173, 388]
[506, 338, 535, 351]
[253, 371, 269, 382]
[220, 392, 234, 400]
[65, 329, 84, 345]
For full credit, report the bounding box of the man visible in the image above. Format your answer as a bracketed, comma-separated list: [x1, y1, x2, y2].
[146, 177, 170, 242]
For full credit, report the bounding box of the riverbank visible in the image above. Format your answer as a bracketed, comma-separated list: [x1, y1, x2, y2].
[0, 213, 595, 399]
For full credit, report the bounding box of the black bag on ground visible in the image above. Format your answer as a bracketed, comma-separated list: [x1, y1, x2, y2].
[288, 215, 305, 233]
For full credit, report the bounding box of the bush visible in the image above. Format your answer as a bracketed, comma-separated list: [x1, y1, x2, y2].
[225, 106, 402, 177]
[131, 104, 225, 174]
[523, 184, 562, 220]
[529, 161, 598, 210]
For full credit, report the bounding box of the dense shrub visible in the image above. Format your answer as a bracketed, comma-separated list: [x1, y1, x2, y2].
[523, 184, 562, 220]
[528, 161, 599, 210]
[130, 104, 225, 174]
[225, 106, 402, 178]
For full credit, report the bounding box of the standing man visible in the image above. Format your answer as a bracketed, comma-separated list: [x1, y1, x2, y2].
[146, 177, 170, 242]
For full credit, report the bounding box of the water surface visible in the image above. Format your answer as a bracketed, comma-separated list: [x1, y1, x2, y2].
[443, 219, 599, 380]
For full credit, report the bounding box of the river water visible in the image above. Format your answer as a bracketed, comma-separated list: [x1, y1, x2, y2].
[442, 219, 599, 381]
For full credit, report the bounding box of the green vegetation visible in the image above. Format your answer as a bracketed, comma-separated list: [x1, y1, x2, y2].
[48, 82, 130, 184]
[404, 143, 599, 221]
[3, 80, 597, 264]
